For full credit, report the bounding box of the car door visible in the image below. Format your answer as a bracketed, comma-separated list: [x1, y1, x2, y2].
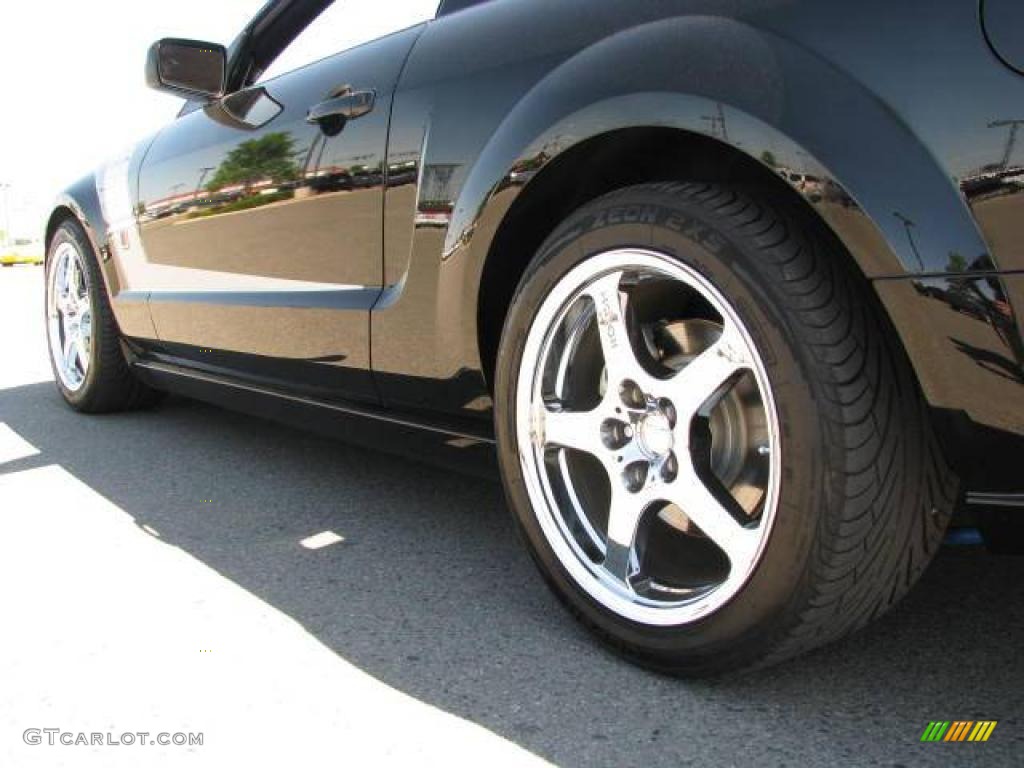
[135, 2, 433, 403]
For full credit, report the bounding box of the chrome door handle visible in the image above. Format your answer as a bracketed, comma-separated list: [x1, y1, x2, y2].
[306, 89, 376, 124]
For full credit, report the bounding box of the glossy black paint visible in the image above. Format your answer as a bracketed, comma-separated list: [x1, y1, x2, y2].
[983, 0, 1024, 76]
[47, 0, 1024, 495]
[134, 23, 425, 401]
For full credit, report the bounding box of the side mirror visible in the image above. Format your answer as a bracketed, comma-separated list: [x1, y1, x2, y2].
[146, 39, 227, 99]
[207, 88, 283, 131]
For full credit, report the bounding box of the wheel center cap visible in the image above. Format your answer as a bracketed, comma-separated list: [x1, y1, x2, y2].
[637, 411, 673, 459]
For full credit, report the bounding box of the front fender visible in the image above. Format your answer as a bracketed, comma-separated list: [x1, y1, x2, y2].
[45, 168, 157, 340]
[448, 15, 988, 280]
[46, 177, 105, 270]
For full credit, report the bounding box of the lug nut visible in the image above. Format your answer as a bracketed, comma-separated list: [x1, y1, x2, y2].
[660, 452, 679, 482]
[658, 398, 677, 428]
[601, 419, 633, 450]
[623, 461, 648, 493]
[619, 379, 646, 409]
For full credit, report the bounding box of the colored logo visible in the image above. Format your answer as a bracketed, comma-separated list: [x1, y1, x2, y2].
[920, 721, 997, 742]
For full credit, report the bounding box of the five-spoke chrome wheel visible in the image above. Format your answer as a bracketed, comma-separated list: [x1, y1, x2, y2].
[46, 241, 93, 392]
[516, 248, 780, 626]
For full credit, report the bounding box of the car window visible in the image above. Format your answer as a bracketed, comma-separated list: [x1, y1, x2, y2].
[257, 0, 438, 83]
[437, 0, 489, 14]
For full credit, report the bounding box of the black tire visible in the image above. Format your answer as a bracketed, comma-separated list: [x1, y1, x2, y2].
[45, 219, 162, 413]
[494, 182, 956, 675]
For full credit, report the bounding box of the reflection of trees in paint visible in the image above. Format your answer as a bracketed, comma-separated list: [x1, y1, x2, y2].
[207, 132, 299, 193]
[946, 251, 967, 273]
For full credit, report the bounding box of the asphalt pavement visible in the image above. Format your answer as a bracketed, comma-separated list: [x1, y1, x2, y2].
[1, 264, 1022, 767]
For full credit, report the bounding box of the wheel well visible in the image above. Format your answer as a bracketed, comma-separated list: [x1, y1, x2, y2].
[476, 127, 824, 391]
[44, 206, 77, 255]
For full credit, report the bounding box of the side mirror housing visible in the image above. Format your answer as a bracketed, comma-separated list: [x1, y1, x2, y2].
[146, 39, 227, 99]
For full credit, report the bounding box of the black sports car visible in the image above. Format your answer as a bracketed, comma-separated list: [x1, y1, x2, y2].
[43, 0, 1024, 674]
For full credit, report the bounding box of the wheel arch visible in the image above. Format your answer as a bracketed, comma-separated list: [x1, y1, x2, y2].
[451, 15, 988, 393]
[42, 175, 157, 340]
[44, 205, 77, 256]
[44, 177, 107, 273]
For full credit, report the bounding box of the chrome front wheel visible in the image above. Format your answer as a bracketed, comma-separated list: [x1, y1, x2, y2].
[515, 248, 781, 627]
[44, 219, 162, 413]
[46, 240, 93, 392]
[497, 183, 952, 674]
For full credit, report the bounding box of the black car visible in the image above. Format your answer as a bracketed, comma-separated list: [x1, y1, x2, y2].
[43, 0, 1024, 675]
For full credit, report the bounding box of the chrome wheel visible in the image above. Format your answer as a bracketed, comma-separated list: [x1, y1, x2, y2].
[47, 241, 92, 392]
[516, 248, 780, 626]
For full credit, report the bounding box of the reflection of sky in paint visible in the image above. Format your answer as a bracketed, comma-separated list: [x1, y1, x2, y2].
[138, 24, 421, 207]
[751, 0, 1024, 178]
[412, 0, 1024, 224]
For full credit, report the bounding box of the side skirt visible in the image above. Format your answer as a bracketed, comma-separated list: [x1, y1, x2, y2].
[131, 358, 499, 479]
